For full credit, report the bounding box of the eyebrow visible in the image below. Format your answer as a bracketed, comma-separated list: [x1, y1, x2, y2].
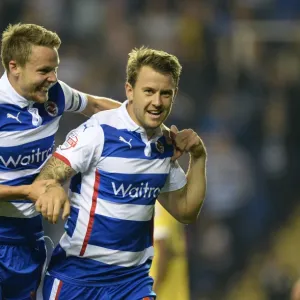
[37, 66, 58, 71]
[160, 89, 173, 95]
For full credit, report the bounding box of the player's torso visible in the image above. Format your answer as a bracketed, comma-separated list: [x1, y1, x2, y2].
[57, 124, 174, 282]
[0, 84, 65, 241]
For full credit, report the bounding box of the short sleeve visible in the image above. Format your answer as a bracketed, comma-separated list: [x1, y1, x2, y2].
[160, 161, 187, 193]
[58, 80, 88, 113]
[54, 119, 104, 173]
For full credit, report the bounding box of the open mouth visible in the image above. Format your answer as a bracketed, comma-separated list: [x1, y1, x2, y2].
[147, 110, 163, 117]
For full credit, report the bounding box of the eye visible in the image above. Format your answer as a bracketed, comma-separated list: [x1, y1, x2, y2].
[38, 68, 58, 75]
[161, 91, 172, 98]
[144, 89, 154, 95]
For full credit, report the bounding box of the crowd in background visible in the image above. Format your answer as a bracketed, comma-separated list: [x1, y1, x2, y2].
[1, 0, 300, 299]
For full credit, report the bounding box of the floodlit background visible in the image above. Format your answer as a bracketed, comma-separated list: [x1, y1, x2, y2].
[2, 0, 300, 299]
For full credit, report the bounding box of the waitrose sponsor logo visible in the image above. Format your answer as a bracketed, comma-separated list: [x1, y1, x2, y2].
[112, 182, 161, 198]
[0, 144, 54, 168]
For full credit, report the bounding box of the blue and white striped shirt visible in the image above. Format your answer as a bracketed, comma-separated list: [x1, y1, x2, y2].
[0, 72, 87, 243]
[48, 101, 187, 285]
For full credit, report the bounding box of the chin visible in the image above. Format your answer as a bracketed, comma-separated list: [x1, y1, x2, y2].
[146, 121, 163, 130]
[32, 94, 48, 104]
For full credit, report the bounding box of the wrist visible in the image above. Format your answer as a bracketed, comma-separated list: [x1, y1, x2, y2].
[190, 148, 207, 160]
[19, 185, 31, 200]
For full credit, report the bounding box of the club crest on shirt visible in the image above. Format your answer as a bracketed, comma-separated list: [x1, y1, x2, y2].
[155, 140, 164, 153]
[60, 132, 78, 150]
[44, 101, 58, 117]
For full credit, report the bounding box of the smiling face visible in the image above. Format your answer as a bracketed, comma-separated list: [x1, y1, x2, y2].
[126, 66, 177, 137]
[9, 45, 59, 103]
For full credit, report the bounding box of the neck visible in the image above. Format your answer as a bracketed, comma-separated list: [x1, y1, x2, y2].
[146, 129, 156, 140]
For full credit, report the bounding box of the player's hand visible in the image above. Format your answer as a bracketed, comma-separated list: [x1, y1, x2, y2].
[169, 125, 206, 161]
[35, 185, 70, 224]
[26, 180, 58, 202]
[291, 279, 300, 300]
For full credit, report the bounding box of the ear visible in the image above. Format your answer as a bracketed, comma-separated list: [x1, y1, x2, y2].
[125, 82, 134, 102]
[172, 87, 179, 102]
[8, 60, 20, 76]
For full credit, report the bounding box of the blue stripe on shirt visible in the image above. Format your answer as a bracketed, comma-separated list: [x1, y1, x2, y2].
[89, 213, 153, 252]
[101, 125, 174, 159]
[0, 83, 65, 132]
[49, 245, 152, 285]
[69, 173, 82, 194]
[73, 93, 83, 112]
[65, 206, 79, 238]
[0, 134, 55, 171]
[97, 170, 168, 205]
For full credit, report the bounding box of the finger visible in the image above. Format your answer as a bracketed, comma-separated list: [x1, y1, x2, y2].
[173, 131, 190, 151]
[52, 200, 61, 224]
[162, 130, 172, 145]
[171, 149, 183, 161]
[47, 196, 54, 223]
[185, 136, 201, 152]
[35, 199, 42, 213]
[40, 197, 49, 220]
[170, 125, 178, 141]
[170, 125, 179, 134]
[62, 200, 71, 220]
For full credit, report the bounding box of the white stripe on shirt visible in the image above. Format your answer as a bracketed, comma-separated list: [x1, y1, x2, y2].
[99, 156, 171, 174]
[0, 117, 60, 147]
[60, 234, 154, 267]
[95, 198, 154, 221]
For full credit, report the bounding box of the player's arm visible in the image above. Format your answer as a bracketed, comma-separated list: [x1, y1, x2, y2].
[34, 156, 76, 223]
[35, 155, 76, 184]
[59, 81, 121, 117]
[34, 120, 104, 224]
[0, 180, 56, 202]
[158, 126, 207, 224]
[81, 95, 121, 117]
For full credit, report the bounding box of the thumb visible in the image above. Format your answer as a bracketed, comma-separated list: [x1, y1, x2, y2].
[162, 129, 172, 145]
[170, 125, 179, 134]
[170, 125, 179, 140]
[62, 200, 70, 220]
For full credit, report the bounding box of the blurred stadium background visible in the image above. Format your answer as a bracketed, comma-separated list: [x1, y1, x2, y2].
[2, 0, 300, 299]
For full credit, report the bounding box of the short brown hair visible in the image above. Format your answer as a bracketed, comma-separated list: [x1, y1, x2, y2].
[1, 23, 61, 71]
[126, 46, 182, 87]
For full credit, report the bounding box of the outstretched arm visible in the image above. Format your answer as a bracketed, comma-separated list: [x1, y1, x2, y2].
[158, 126, 207, 224]
[81, 95, 121, 117]
[0, 180, 56, 202]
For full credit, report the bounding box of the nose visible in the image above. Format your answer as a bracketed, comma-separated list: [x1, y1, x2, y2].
[47, 70, 58, 83]
[152, 92, 163, 107]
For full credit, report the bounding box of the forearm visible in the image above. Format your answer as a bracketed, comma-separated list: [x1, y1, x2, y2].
[181, 154, 207, 223]
[82, 96, 121, 117]
[0, 184, 30, 201]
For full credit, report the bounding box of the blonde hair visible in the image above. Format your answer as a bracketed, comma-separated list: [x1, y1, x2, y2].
[126, 46, 182, 87]
[1, 23, 61, 71]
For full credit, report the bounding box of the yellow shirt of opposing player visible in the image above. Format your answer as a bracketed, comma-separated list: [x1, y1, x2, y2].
[150, 202, 190, 300]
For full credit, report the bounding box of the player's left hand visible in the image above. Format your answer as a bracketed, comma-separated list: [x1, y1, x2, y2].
[35, 184, 70, 224]
[169, 125, 206, 161]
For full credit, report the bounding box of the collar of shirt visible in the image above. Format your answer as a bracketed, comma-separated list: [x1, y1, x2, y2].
[0, 72, 33, 108]
[118, 100, 163, 141]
